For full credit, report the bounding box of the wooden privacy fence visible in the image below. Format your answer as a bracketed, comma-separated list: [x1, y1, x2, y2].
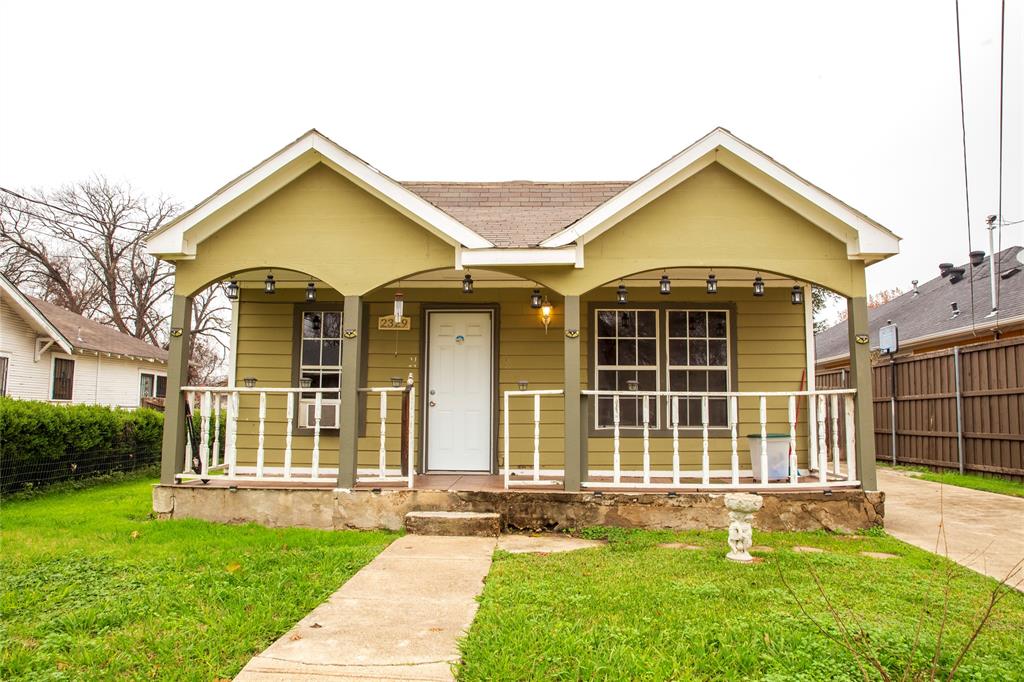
[817, 336, 1024, 480]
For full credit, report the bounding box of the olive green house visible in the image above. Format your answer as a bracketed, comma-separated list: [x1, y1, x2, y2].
[146, 128, 898, 528]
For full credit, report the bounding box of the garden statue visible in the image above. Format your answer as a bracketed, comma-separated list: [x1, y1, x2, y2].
[724, 493, 763, 562]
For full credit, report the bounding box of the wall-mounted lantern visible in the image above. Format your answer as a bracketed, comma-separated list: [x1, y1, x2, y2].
[540, 296, 553, 333]
[243, 376, 258, 388]
[616, 283, 628, 305]
[306, 282, 317, 303]
[226, 279, 240, 300]
[706, 273, 718, 295]
[264, 273, 276, 295]
[659, 273, 671, 295]
[298, 377, 313, 389]
[517, 379, 529, 391]
[462, 273, 474, 294]
[752, 275, 765, 297]
[790, 284, 804, 305]
[530, 289, 543, 309]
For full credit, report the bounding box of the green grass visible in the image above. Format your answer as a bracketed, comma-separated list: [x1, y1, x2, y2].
[458, 528, 1024, 681]
[0, 477, 397, 680]
[881, 463, 1024, 498]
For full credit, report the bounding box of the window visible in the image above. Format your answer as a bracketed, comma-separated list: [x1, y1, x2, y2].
[298, 310, 342, 428]
[667, 310, 730, 428]
[140, 372, 167, 402]
[0, 356, 8, 396]
[594, 309, 659, 429]
[52, 357, 74, 401]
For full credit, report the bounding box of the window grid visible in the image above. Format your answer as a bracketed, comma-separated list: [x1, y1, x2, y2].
[594, 308, 660, 430]
[299, 310, 343, 428]
[52, 357, 74, 401]
[666, 310, 730, 428]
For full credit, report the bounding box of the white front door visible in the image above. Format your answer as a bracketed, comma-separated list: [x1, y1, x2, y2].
[426, 311, 493, 472]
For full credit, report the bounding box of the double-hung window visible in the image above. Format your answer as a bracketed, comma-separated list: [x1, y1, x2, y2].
[52, 357, 74, 401]
[299, 310, 342, 429]
[594, 309, 659, 429]
[667, 310, 730, 428]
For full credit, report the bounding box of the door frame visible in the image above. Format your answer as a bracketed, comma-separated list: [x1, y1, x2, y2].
[419, 304, 501, 474]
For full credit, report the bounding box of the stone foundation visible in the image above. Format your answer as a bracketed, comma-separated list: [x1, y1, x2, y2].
[153, 485, 884, 534]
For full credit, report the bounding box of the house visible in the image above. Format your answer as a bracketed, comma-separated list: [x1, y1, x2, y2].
[0, 273, 168, 407]
[816, 246, 1024, 369]
[146, 128, 899, 531]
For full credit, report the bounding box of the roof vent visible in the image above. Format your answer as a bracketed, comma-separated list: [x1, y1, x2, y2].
[970, 251, 986, 266]
[1000, 267, 1020, 280]
[939, 263, 954, 278]
[911, 279, 919, 296]
[948, 267, 966, 283]
[950, 302, 960, 318]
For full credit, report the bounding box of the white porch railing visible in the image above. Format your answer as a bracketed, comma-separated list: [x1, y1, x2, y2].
[177, 377, 416, 488]
[502, 389, 565, 488]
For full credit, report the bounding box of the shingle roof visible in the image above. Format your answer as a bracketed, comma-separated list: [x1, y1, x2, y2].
[815, 246, 1024, 362]
[26, 296, 168, 362]
[401, 181, 632, 247]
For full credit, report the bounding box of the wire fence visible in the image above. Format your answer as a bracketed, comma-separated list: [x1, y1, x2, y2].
[0, 445, 161, 494]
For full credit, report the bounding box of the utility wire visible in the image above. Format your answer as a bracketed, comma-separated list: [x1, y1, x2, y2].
[955, 0, 978, 335]
[996, 0, 1006, 327]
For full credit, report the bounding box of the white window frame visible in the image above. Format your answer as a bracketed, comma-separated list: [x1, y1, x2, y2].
[138, 369, 168, 404]
[665, 308, 731, 429]
[50, 353, 76, 402]
[298, 309, 343, 429]
[593, 307, 661, 430]
[0, 353, 9, 397]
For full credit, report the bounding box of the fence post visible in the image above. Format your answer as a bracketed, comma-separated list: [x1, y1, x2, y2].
[954, 346, 965, 475]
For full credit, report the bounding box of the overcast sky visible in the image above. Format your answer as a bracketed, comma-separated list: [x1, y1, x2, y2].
[1, 1, 1020, 303]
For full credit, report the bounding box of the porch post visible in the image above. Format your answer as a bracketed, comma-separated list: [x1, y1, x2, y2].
[160, 294, 192, 484]
[337, 294, 362, 489]
[847, 296, 877, 491]
[563, 295, 584, 492]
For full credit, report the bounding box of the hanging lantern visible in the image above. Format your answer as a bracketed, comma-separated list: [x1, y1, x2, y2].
[706, 273, 718, 295]
[225, 279, 240, 300]
[616, 283, 628, 305]
[530, 289, 543, 309]
[264, 273, 276, 295]
[462, 273, 474, 294]
[540, 296, 553, 333]
[305, 282, 317, 303]
[659, 274, 671, 295]
[791, 284, 804, 305]
[752, 275, 765, 297]
[393, 291, 404, 324]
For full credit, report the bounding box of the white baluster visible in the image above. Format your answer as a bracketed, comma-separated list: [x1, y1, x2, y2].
[788, 395, 798, 485]
[184, 391, 194, 474]
[379, 390, 388, 479]
[831, 394, 841, 476]
[671, 397, 680, 486]
[817, 394, 828, 484]
[845, 394, 857, 481]
[701, 395, 710, 485]
[284, 392, 294, 479]
[808, 394, 818, 472]
[256, 391, 266, 479]
[612, 394, 621, 485]
[759, 395, 768, 485]
[228, 392, 238, 477]
[730, 395, 739, 485]
[311, 391, 322, 480]
[212, 393, 221, 468]
[533, 393, 541, 482]
[407, 383, 416, 489]
[642, 395, 650, 486]
[503, 391, 510, 489]
[200, 391, 211, 476]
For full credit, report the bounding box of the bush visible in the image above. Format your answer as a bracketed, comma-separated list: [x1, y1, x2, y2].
[0, 397, 164, 492]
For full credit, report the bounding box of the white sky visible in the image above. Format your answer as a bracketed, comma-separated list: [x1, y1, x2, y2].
[1, 0, 1020, 305]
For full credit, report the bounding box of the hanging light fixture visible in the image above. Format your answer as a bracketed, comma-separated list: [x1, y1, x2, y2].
[225, 279, 240, 300]
[462, 273, 474, 294]
[530, 289, 543, 309]
[659, 273, 671, 295]
[616, 282, 628, 305]
[540, 296, 553, 333]
[752, 274, 765, 297]
[393, 291, 404, 324]
[790, 284, 804, 305]
[263, 272, 276, 295]
[305, 282, 317, 303]
[706, 273, 718, 295]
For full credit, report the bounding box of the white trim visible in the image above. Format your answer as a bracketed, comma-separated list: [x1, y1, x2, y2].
[227, 299, 239, 388]
[145, 130, 493, 258]
[460, 247, 579, 267]
[539, 128, 900, 260]
[0, 274, 74, 355]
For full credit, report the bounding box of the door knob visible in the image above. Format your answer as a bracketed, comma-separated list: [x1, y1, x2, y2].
[429, 400, 437, 407]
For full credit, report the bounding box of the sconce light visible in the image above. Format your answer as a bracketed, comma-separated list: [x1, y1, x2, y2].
[390, 376, 403, 388]
[462, 273, 474, 294]
[540, 296, 553, 333]
[517, 379, 529, 391]
[393, 291, 404, 324]
[305, 282, 317, 303]
[616, 283, 628, 305]
[226, 279, 240, 300]
[706, 273, 718, 295]
[626, 379, 639, 392]
[243, 376, 258, 389]
[659, 273, 671, 295]
[530, 289, 543, 309]
[263, 273, 276, 295]
[790, 284, 804, 305]
[752, 275, 765, 297]
[298, 377, 313, 389]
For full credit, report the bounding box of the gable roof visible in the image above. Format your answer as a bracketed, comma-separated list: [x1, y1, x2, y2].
[0, 274, 73, 354]
[815, 246, 1024, 363]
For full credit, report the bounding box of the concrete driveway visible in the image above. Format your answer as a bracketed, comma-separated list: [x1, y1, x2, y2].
[878, 468, 1024, 589]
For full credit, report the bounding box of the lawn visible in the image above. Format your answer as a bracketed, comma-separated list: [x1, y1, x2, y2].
[458, 528, 1024, 681]
[880, 463, 1024, 499]
[0, 474, 397, 680]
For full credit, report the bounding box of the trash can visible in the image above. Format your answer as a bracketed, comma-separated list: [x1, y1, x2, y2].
[746, 434, 791, 481]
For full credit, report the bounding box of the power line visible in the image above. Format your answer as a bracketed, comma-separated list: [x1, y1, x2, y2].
[955, 0, 978, 335]
[0, 185, 161, 235]
[996, 0, 1006, 327]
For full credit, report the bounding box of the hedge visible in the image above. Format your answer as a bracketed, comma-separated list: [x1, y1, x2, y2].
[0, 397, 164, 492]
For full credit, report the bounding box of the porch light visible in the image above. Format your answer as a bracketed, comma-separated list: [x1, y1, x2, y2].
[226, 279, 240, 300]
[517, 380, 529, 391]
[659, 274, 671, 295]
[530, 289, 543, 309]
[752, 275, 765, 297]
[305, 282, 317, 303]
[626, 379, 639, 392]
[298, 377, 313, 389]
[264, 273, 276, 295]
[462, 273, 474, 294]
[243, 376, 258, 388]
[540, 297, 553, 333]
[393, 292, 404, 324]
[790, 285, 804, 305]
[390, 376, 403, 388]
[616, 283, 628, 305]
[706, 274, 718, 295]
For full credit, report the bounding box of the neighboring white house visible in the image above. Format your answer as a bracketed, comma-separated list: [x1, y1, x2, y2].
[0, 274, 168, 407]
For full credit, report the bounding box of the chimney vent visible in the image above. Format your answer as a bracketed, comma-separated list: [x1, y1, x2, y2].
[939, 263, 954, 277]
[948, 267, 966, 283]
[950, 302, 960, 318]
[970, 251, 985, 266]
[911, 280, 919, 296]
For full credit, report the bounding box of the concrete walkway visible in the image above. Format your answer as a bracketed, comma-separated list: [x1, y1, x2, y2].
[879, 469, 1024, 589]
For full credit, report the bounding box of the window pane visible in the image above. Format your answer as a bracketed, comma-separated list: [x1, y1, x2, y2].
[618, 398, 637, 426]
[688, 370, 708, 392]
[323, 312, 341, 339]
[303, 312, 321, 339]
[708, 370, 728, 391]
[616, 371, 637, 391]
[53, 358, 73, 400]
[636, 311, 656, 337]
[669, 369, 687, 391]
[688, 311, 707, 338]
[689, 340, 708, 366]
[709, 398, 728, 426]
[156, 375, 167, 398]
[597, 339, 616, 365]
[637, 339, 657, 366]
[301, 372, 318, 399]
[597, 397, 614, 427]
[140, 374, 154, 399]
[637, 370, 657, 391]
[668, 340, 687, 365]
[302, 340, 321, 365]
[321, 340, 340, 366]
[597, 370, 616, 390]
[668, 311, 686, 338]
[617, 339, 636, 365]
[686, 399, 701, 426]
[597, 311, 616, 337]
[617, 311, 635, 336]
[708, 311, 727, 338]
[708, 340, 728, 366]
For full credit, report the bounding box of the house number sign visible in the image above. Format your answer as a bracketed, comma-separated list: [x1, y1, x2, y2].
[377, 316, 411, 331]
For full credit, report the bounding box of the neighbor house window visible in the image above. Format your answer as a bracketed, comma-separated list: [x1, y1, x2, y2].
[52, 357, 74, 401]
[298, 310, 342, 428]
[666, 310, 730, 428]
[594, 309, 660, 429]
[140, 372, 167, 402]
[0, 356, 8, 396]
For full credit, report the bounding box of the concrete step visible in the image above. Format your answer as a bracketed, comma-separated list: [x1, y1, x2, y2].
[404, 511, 501, 537]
